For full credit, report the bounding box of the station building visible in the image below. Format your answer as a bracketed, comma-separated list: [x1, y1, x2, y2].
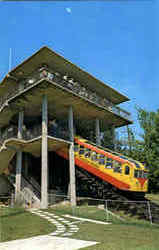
[0, 47, 132, 208]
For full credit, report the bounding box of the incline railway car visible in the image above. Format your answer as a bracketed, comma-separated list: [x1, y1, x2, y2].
[73, 137, 148, 195]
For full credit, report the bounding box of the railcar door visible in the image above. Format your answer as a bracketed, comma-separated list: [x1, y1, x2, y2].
[122, 164, 132, 185]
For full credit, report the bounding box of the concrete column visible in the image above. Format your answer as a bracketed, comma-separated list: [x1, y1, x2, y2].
[68, 106, 76, 206]
[24, 154, 28, 177]
[96, 118, 101, 146]
[68, 106, 74, 142]
[0, 128, 2, 144]
[41, 95, 48, 209]
[111, 125, 115, 150]
[15, 111, 24, 199]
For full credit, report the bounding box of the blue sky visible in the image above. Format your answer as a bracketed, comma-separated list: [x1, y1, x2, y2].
[0, 1, 158, 138]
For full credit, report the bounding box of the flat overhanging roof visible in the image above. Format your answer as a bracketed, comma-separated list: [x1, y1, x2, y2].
[0, 79, 132, 128]
[0, 46, 129, 105]
[0, 136, 70, 173]
[7, 136, 70, 155]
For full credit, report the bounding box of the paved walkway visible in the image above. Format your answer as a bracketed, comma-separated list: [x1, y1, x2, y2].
[30, 210, 80, 237]
[0, 209, 99, 250]
[64, 214, 110, 225]
[0, 235, 98, 250]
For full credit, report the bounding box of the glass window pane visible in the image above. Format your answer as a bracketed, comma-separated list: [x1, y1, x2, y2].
[85, 149, 91, 158]
[113, 161, 122, 173]
[91, 152, 97, 161]
[125, 165, 130, 175]
[79, 146, 85, 155]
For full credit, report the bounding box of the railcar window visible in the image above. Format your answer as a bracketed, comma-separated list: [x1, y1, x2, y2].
[135, 163, 141, 169]
[79, 146, 85, 155]
[74, 144, 79, 152]
[105, 158, 113, 168]
[144, 165, 149, 170]
[139, 170, 143, 178]
[134, 170, 148, 178]
[98, 154, 105, 165]
[134, 170, 138, 178]
[98, 158, 105, 165]
[125, 165, 130, 175]
[120, 156, 128, 160]
[91, 152, 97, 161]
[113, 161, 122, 173]
[85, 149, 91, 158]
[143, 171, 148, 179]
[99, 154, 105, 158]
[130, 160, 140, 169]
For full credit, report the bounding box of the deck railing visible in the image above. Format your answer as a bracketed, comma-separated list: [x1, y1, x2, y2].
[0, 123, 69, 144]
[0, 68, 132, 121]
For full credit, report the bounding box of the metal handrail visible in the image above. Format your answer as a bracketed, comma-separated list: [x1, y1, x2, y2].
[0, 68, 132, 121]
[21, 175, 41, 200]
[0, 124, 68, 144]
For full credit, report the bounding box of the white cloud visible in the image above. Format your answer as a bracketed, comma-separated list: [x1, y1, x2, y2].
[66, 7, 72, 14]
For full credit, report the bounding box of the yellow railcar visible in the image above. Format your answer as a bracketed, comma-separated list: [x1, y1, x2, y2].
[73, 137, 148, 194]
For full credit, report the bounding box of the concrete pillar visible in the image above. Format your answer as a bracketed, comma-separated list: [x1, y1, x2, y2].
[24, 154, 28, 177]
[68, 106, 76, 206]
[96, 118, 101, 146]
[68, 106, 74, 142]
[41, 95, 48, 209]
[15, 111, 24, 199]
[111, 125, 115, 150]
[0, 128, 2, 144]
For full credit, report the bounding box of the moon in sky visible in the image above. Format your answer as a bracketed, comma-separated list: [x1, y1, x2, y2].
[66, 8, 72, 13]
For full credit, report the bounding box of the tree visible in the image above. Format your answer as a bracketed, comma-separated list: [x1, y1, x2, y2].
[116, 108, 159, 193]
[137, 108, 159, 192]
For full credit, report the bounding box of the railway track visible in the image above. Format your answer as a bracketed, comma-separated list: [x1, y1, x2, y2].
[75, 167, 159, 224]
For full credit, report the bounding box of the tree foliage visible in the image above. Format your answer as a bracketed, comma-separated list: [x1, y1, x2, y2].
[137, 108, 159, 192]
[121, 108, 159, 193]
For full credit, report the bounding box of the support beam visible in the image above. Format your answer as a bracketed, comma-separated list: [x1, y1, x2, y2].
[68, 106, 74, 143]
[68, 106, 76, 206]
[24, 154, 28, 177]
[95, 118, 101, 146]
[15, 111, 24, 199]
[69, 143, 76, 206]
[41, 95, 48, 209]
[111, 125, 115, 150]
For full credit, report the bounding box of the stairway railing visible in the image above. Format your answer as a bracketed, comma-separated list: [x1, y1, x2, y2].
[21, 175, 41, 200]
[29, 176, 41, 194]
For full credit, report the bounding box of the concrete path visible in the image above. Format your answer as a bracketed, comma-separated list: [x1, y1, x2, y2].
[0, 235, 98, 250]
[64, 214, 110, 225]
[0, 209, 100, 250]
[30, 210, 80, 237]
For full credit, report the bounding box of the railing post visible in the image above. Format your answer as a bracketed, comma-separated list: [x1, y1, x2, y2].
[41, 95, 48, 209]
[147, 201, 153, 224]
[105, 200, 109, 221]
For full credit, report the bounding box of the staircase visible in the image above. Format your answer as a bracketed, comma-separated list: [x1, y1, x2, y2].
[76, 167, 105, 198]
[21, 175, 41, 208]
[6, 174, 41, 208]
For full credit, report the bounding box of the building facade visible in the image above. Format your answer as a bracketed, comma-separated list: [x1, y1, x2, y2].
[0, 47, 132, 208]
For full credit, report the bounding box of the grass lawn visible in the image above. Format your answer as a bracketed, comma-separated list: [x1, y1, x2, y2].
[0, 207, 56, 242]
[146, 193, 159, 205]
[48, 205, 159, 250]
[1, 205, 159, 250]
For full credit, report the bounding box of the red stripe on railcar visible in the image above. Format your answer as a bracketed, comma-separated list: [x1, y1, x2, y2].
[57, 150, 130, 191]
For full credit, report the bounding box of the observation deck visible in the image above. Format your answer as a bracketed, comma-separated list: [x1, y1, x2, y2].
[0, 46, 132, 129]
